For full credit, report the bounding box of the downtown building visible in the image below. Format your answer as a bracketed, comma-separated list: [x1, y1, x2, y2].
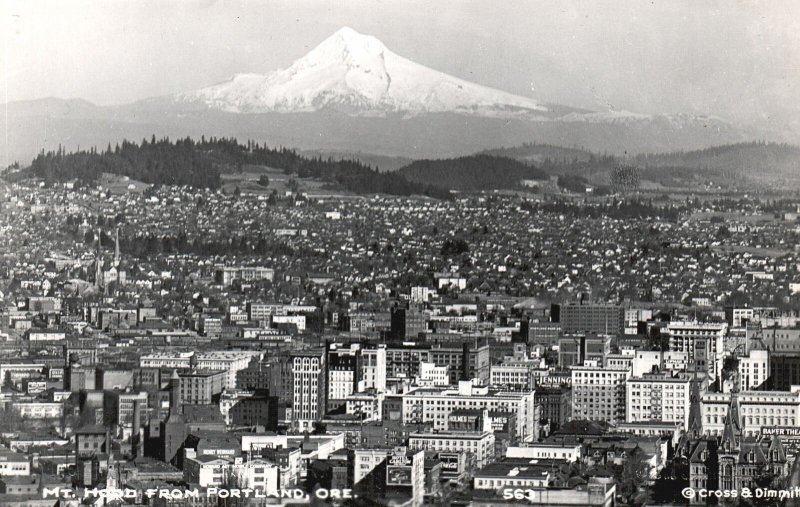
[558, 303, 625, 335]
[401, 381, 536, 442]
[327, 343, 363, 411]
[700, 390, 800, 437]
[289, 348, 326, 432]
[764, 328, 800, 390]
[139, 351, 262, 389]
[570, 361, 631, 424]
[625, 371, 692, 429]
[666, 321, 727, 382]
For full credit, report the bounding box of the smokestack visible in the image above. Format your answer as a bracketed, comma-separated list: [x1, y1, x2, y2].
[170, 369, 181, 413]
[132, 400, 141, 435]
[132, 400, 143, 458]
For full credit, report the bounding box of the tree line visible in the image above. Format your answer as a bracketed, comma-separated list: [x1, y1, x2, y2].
[26, 136, 451, 198]
[398, 154, 548, 191]
[30, 138, 221, 188]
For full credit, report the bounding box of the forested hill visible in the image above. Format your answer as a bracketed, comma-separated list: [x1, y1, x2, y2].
[479, 142, 595, 164]
[25, 136, 451, 198]
[633, 142, 800, 176]
[397, 154, 548, 191]
[30, 138, 221, 188]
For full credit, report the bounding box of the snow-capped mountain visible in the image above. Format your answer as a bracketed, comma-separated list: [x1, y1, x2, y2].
[179, 27, 549, 117]
[2, 27, 770, 163]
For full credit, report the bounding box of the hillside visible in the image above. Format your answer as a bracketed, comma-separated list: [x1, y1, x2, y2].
[300, 150, 413, 172]
[476, 141, 800, 190]
[479, 143, 595, 164]
[21, 137, 451, 198]
[633, 142, 800, 177]
[398, 154, 548, 191]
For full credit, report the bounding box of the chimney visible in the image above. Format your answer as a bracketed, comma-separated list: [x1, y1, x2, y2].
[132, 400, 143, 458]
[170, 369, 182, 412]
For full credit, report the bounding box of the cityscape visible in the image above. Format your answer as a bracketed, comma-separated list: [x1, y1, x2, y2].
[2, 2, 800, 507]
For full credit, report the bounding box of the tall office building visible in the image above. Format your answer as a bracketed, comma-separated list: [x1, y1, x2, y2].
[559, 303, 624, 335]
[360, 346, 387, 393]
[570, 361, 631, 424]
[626, 371, 692, 429]
[666, 321, 727, 382]
[327, 343, 363, 411]
[290, 349, 326, 431]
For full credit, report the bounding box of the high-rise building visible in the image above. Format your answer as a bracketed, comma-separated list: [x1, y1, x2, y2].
[289, 349, 326, 431]
[666, 321, 727, 382]
[559, 303, 624, 335]
[570, 361, 630, 424]
[360, 346, 387, 392]
[327, 343, 363, 410]
[626, 371, 692, 429]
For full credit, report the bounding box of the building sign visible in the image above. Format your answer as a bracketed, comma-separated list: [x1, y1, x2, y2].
[27, 381, 47, 394]
[438, 453, 461, 478]
[386, 466, 412, 486]
[450, 415, 473, 423]
[536, 375, 571, 387]
[762, 427, 800, 437]
[389, 448, 411, 466]
[762, 427, 800, 464]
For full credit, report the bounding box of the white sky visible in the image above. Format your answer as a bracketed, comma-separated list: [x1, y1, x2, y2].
[2, 0, 799, 133]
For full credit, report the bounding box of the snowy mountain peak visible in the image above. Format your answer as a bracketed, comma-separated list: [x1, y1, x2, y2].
[179, 27, 548, 117]
[298, 26, 389, 71]
[324, 26, 387, 53]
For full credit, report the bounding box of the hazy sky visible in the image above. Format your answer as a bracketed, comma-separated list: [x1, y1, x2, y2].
[3, 0, 799, 132]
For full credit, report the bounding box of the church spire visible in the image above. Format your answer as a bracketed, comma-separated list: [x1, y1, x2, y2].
[687, 379, 703, 438]
[721, 392, 742, 452]
[95, 227, 104, 289]
[114, 226, 120, 267]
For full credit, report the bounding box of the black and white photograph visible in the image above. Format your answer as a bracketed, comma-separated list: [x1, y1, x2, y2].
[1, 1, 800, 506]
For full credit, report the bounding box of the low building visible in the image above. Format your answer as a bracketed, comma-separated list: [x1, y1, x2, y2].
[409, 430, 495, 469]
[505, 443, 581, 463]
[0, 450, 30, 476]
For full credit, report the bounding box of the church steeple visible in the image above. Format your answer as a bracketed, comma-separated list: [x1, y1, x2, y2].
[94, 227, 104, 289]
[687, 375, 703, 438]
[114, 226, 120, 267]
[721, 392, 742, 452]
